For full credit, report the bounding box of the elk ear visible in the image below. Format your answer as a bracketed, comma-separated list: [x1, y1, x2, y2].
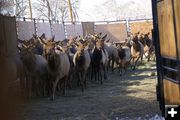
[83, 40, 89, 47]
[106, 39, 110, 43]
[55, 40, 61, 45]
[40, 33, 46, 40]
[22, 43, 28, 49]
[102, 34, 107, 41]
[32, 34, 37, 39]
[17, 39, 24, 43]
[17, 45, 22, 51]
[98, 32, 102, 36]
[38, 36, 47, 45]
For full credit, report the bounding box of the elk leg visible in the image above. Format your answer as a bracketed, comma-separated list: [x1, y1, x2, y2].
[63, 77, 67, 96]
[103, 65, 107, 80]
[133, 57, 140, 70]
[111, 57, 115, 72]
[78, 72, 84, 92]
[51, 78, 59, 101]
[84, 70, 87, 88]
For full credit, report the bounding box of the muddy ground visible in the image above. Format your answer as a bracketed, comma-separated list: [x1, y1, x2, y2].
[18, 61, 163, 120]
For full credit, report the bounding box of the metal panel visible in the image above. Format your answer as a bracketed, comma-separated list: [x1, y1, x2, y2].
[65, 23, 83, 38]
[16, 21, 35, 40]
[36, 22, 52, 39]
[95, 23, 127, 42]
[51, 23, 65, 41]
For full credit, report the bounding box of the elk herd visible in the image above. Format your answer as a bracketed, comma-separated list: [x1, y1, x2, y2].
[6, 31, 155, 100]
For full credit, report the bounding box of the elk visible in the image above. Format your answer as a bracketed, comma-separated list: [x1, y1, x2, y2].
[18, 43, 48, 98]
[91, 34, 109, 83]
[130, 34, 144, 70]
[73, 40, 91, 92]
[39, 36, 70, 100]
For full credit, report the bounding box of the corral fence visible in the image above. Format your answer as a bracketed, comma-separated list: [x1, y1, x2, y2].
[16, 17, 153, 42]
[0, 15, 153, 57]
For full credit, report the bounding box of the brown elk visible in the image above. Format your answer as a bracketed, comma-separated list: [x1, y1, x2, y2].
[39, 36, 70, 100]
[18, 44, 48, 98]
[130, 33, 144, 70]
[73, 40, 91, 92]
[117, 43, 131, 75]
[91, 34, 109, 83]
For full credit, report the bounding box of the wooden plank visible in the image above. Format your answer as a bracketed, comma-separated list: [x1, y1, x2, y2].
[82, 22, 94, 36]
[3, 16, 18, 57]
[163, 79, 180, 104]
[130, 21, 153, 38]
[174, 0, 180, 57]
[95, 23, 127, 42]
[157, 0, 177, 58]
[0, 15, 6, 57]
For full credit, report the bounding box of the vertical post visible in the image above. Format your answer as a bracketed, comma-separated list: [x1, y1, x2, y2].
[28, 0, 33, 19]
[126, 18, 130, 36]
[34, 18, 37, 35]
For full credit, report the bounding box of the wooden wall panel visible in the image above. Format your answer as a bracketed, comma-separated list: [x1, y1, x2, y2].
[95, 23, 127, 42]
[157, 0, 176, 58]
[82, 22, 95, 36]
[0, 15, 6, 57]
[3, 16, 18, 57]
[164, 79, 180, 105]
[130, 21, 153, 38]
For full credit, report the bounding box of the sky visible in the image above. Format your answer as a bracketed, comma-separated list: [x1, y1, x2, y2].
[2, 0, 152, 22]
[77, 0, 152, 21]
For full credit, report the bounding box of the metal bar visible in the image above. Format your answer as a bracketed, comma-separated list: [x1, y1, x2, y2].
[164, 76, 179, 84]
[161, 56, 177, 61]
[157, 0, 164, 3]
[15, 16, 152, 24]
[162, 65, 178, 72]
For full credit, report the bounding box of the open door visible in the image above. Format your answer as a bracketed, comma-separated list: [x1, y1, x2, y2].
[152, 0, 180, 116]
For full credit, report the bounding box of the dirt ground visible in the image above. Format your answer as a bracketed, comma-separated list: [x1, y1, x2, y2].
[18, 61, 163, 120]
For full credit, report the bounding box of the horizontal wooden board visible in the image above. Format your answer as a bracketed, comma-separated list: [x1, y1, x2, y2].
[163, 79, 180, 105]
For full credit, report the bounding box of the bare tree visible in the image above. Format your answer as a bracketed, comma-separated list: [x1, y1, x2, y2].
[33, 0, 79, 22]
[0, 0, 14, 15]
[15, 0, 28, 17]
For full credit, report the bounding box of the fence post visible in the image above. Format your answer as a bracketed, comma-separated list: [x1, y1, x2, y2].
[63, 21, 67, 38]
[49, 20, 53, 37]
[126, 18, 130, 36]
[34, 18, 37, 35]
